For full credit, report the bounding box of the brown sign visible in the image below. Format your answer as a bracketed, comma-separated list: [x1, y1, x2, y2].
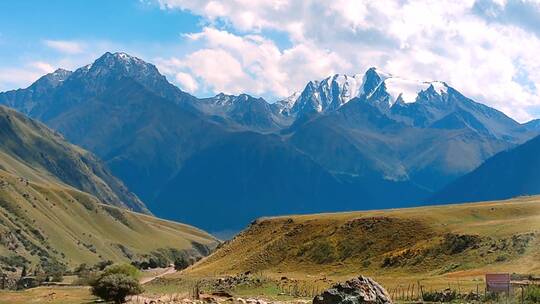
[486, 273, 510, 293]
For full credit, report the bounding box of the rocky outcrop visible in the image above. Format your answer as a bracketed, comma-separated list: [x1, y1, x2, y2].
[313, 276, 392, 304]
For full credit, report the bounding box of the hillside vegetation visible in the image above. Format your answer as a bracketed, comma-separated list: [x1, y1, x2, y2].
[0, 105, 146, 212]
[0, 168, 218, 272]
[188, 196, 540, 279]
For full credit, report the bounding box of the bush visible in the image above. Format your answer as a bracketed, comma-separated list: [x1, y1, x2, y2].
[174, 257, 190, 271]
[102, 264, 140, 279]
[91, 273, 143, 304]
[95, 260, 113, 271]
[307, 241, 335, 264]
[526, 285, 540, 303]
[40, 259, 66, 282]
[422, 289, 458, 302]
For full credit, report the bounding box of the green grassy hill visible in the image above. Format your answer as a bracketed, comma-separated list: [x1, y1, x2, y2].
[0, 105, 219, 273]
[187, 197, 540, 284]
[0, 168, 218, 271]
[0, 105, 146, 212]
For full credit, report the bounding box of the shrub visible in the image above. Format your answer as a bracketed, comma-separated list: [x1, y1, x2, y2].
[526, 285, 540, 303]
[0, 255, 29, 268]
[495, 254, 508, 262]
[422, 289, 458, 302]
[441, 234, 481, 254]
[90, 273, 143, 303]
[309, 241, 335, 264]
[174, 257, 190, 271]
[102, 263, 140, 279]
[41, 259, 66, 282]
[95, 260, 113, 270]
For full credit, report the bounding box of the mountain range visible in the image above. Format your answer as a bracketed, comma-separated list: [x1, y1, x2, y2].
[1, 52, 539, 233]
[432, 134, 540, 204]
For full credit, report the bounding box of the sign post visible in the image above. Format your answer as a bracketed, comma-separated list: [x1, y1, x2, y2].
[486, 273, 511, 294]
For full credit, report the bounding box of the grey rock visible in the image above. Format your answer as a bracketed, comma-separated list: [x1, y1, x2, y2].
[313, 276, 392, 304]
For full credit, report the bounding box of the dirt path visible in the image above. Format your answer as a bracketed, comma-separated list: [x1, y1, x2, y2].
[140, 267, 177, 284]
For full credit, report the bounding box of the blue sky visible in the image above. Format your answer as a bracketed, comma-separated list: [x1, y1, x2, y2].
[0, 1, 202, 75]
[1, 0, 540, 122]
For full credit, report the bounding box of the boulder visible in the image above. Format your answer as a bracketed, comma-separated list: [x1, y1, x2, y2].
[313, 276, 392, 304]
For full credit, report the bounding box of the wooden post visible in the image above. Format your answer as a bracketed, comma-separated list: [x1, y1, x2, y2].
[195, 281, 200, 300]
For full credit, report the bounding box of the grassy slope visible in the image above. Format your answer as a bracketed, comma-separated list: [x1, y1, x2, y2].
[0, 105, 147, 213]
[186, 196, 540, 286]
[0, 168, 218, 268]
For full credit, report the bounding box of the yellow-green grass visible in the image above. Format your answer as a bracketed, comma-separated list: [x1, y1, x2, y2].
[0, 168, 218, 268]
[0, 104, 146, 212]
[0, 286, 95, 304]
[176, 196, 540, 294]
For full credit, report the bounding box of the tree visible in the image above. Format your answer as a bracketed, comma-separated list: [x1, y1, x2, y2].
[102, 263, 140, 279]
[174, 257, 190, 271]
[90, 273, 143, 304]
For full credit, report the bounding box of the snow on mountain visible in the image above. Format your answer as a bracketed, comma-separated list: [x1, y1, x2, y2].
[289, 73, 365, 115]
[275, 91, 301, 115]
[285, 68, 449, 116]
[384, 78, 448, 104]
[72, 52, 161, 81]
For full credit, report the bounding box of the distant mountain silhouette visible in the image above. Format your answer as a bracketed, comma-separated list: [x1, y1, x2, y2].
[431, 134, 540, 204]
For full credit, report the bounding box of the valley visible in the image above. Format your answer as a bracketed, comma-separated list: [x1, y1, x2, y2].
[0, 104, 219, 290]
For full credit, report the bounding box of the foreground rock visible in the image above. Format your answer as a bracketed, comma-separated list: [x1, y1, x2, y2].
[313, 276, 392, 304]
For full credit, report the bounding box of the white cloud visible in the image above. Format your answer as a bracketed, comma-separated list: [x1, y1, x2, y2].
[175, 72, 199, 93]
[31, 61, 55, 74]
[157, 27, 348, 97]
[155, 0, 540, 122]
[0, 61, 55, 91]
[44, 40, 85, 54]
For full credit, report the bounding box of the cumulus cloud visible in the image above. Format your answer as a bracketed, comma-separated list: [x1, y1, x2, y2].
[156, 27, 347, 97]
[0, 61, 55, 91]
[44, 39, 85, 54]
[156, 0, 540, 121]
[175, 72, 199, 93]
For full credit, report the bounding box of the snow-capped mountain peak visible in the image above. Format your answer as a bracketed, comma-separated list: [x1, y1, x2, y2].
[26, 68, 73, 95]
[382, 78, 448, 104]
[286, 68, 451, 116]
[289, 72, 366, 115]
